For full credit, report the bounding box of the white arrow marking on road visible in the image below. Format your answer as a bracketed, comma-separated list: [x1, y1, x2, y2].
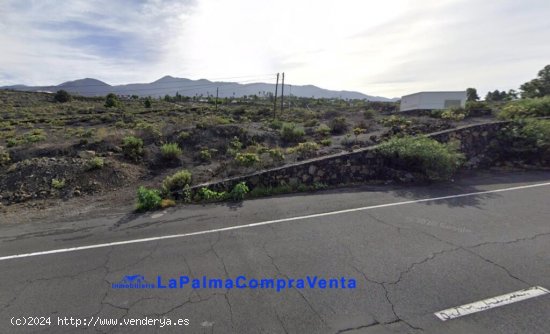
[435, 286, 550, 321]
[1, 181, 550, 261]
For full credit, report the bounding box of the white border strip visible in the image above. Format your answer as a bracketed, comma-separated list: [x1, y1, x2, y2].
[1, 181, 550, 261]
[435, 286, 550, 321]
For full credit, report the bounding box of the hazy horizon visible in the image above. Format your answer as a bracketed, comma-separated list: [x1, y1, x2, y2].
[1, 0, 549, 98]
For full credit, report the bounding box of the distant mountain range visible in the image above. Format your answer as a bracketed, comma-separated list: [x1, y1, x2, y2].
[1, 76, 396, 102]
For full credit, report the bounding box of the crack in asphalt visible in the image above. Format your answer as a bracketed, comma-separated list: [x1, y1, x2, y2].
[386, 247, 462, 286]
[357, 212, 549, 332]
[366, 211, 536, 287]
[348, 254, 424, 332]
[468, 232, 550, 249]
[275, 311, 290, 334]
[335, 321, 380, 334]
[210, 232, 235, 327]
[262, 241, 329, 328]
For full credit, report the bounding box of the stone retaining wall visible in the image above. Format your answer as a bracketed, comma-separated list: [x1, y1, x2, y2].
[183, 121, 510, 195]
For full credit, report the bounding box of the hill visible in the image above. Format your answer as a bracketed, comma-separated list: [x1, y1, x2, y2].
[2, 76, 395, 102]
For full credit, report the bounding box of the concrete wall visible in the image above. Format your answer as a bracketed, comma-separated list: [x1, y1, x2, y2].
[180, 121, 509, 196]
[400, 91, 467, 111]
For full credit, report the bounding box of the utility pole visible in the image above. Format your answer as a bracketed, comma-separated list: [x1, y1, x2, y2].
[289, 84, 292, 111]
[273, 73, 279, 118]
[280, 72, 285, 113]
[215, 87, 219, 111]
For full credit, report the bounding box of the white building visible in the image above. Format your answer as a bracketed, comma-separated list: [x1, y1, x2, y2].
[399, 91, 466, 112]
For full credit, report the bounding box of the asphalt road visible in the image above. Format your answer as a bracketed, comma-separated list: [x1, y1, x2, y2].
[1, 170, 550, 333]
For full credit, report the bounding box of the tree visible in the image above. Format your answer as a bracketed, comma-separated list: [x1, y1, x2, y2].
[54, 90, 71, 103]
[104, 93, 120, 108]
[506, 89, 518, 101]
[520, 65, 550, 98]
[466, 88, 479, 101]
[144, 98, 152, 108]
[485, 89, 508, 102]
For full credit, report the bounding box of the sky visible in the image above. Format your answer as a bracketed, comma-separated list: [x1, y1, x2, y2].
[0, 0, 549, 98]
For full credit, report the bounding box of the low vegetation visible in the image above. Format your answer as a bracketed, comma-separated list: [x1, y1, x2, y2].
[162, 170, 192, 194]
[87, 157, 105, 170]
[2, 66, 549, 212]
[497, 118, 550, 163]
[160, 142, 182, 160]
[122, 136, 144, 161]
[0, 147, 10, 166]
[280, 123, 305, 142]
[498, 96, 550, 119]
[441, 107, 468, 121]
[136, 186, 162, 211]
[288, 141, 320, 159]
[377, 136, 464, 181]
[235, 152, 260, 166]
[51, 178, 66, 189]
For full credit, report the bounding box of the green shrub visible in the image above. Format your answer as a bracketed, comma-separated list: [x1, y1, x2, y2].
[198, 187, 227, 201]
[498, 96, 550, 119]
[178, 131, 190, 141]
[122, 136, 144, 161]
[235, 152, 260, 166]
[144, 98, 152, 108]
[316, 124, 331, 137]
[134, 122, 162, 142]
[377, 136, 464, 181]
[364, 109, 376, 119]
[320, 138, 332, 146]
[430, 109, 444, 118]
[87, 157, 104, 170]
[441, 107, 468, 121]
[230, 182, 249, 201]
[303, 119, 320, 127]
[280, 123, 305, 142]
[136, 186, 162, 211]
[51, 178, 65, 189]
[520, 118, 550, 147]
[54, 90, 72, 103]
[162, 170, 192, 193]
[161, 143, 182, 160]
[268, 148, 285, 161]
[289, 141, 319, 159]
[465, 101, 491, 112]
[496, 119, 550, 164]
[105, 93, 121, 108]
[199, 149, 212, 162]
[0, 148, 10, 166]
[24, 129, 46, 143]
[7, 138, 20, 147]
[379, 115, 412, 127]
[229, 136, 243, 150]
[269, 119, 283, 130]
[330, 117, 348, 134]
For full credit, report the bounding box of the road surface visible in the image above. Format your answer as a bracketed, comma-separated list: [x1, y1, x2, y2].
[1, 170, 549, 333]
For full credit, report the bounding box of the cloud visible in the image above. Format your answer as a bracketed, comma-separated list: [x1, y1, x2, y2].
[0, 0, 549, 98]
[0, 0, 197, 85]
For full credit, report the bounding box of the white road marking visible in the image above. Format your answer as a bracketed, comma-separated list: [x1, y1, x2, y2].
[435, 286, 550, 321]
[1, 181, 550, 261]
